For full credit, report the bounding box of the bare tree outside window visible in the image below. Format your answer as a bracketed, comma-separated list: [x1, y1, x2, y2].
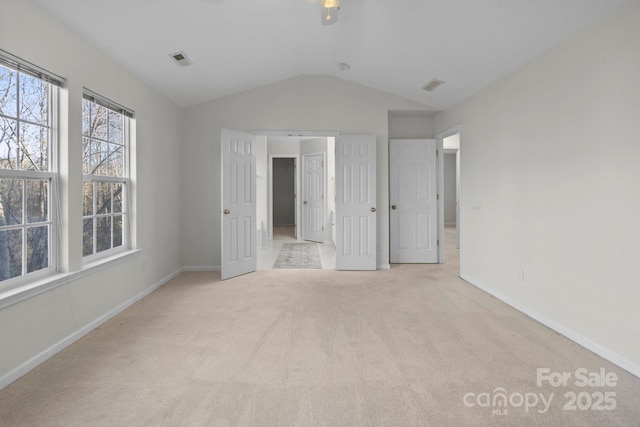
[0, 65, 52, 282]
[82, 97, 128, 257]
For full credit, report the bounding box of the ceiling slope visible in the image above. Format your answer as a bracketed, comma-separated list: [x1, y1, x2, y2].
[32, 0, 631, 109]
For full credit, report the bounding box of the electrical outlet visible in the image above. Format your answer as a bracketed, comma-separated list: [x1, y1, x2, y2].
[516, 268, 525, 283]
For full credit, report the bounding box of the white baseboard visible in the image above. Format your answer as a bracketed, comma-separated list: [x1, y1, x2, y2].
[460, 273, 640, 379]
[8, 266, 636, 392]
[0, 268, 182, 391]
[182, 266, 221, 272]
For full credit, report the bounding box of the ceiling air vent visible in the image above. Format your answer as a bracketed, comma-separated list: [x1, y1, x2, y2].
[422, 79, 445, 92]
[169, 51, 192, 67]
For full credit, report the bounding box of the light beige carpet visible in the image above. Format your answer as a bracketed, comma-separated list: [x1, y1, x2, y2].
[1, 246, 640, 425]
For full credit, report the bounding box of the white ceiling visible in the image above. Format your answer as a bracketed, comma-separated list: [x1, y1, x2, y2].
[32, 0, 630, 110]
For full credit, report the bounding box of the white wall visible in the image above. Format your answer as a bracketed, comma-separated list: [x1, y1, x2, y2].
[267, 139, 301, 156]
[300, 138, 327, 156]
[435, 1, 640, 374]
[388, 111, 436, 139]
[0, 0, 183, 385]
[443, 133, 460, 150]
[182, 75, 433, 268]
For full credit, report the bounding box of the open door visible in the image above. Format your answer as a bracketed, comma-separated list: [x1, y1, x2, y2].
[302, 153, 325, 243]
[335, 135, 377, 270]
[221, 129, 256, 280]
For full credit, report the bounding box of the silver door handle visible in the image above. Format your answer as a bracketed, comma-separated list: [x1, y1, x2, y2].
[224, 209, 231, 215]
[370, 207, 376, 212]
[391, 205, 397, 210]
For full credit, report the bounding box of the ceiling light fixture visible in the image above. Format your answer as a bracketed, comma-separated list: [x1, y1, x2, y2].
[321, 0, 340, 26]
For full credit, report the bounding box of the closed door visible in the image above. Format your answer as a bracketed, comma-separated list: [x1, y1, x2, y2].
[389, 139, 438, 263]
[221, 129, 256, 279]
[302, 154, 324, 243]
[335, 135, 377, 270]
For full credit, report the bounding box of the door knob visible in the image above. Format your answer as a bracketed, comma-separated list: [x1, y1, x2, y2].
[224, 209, 230, 215]
[391, 205, 397, 210]
[303, 201, 308, 205]
[370, 207, 376, 212]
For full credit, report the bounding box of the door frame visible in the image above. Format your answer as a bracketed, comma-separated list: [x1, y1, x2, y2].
[335, 135, 377, 270]
[268, 154, 300, 241]
[221, 129, 257, 280]
[435, 125, 463, 268]
[301, 152, 326, 243]
[388, 138, 439, 264]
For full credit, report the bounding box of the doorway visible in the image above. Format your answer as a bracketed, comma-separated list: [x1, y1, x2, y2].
[260, 137, 338, 270]
[389, 139, 439, 263]
[436, 126, 462, 271]
[272, 157, 297, 240]
[222, 130, 378, 278]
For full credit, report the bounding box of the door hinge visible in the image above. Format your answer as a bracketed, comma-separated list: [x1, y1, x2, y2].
[322, 226, 324, 231]
[436, 193, 440, 200]
[436, 149, 439, 156]
[437, 239, 440, 246]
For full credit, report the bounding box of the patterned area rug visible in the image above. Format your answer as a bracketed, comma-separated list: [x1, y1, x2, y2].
[273, 243, 322, 269]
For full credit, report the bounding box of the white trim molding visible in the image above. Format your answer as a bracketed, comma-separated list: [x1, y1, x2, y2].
[182, 266, 221, 272]
[253, 130, 340, 137]
[0, 266, 182, 390]
[0, 250, 141, 310]
[461, 273, 640, 379]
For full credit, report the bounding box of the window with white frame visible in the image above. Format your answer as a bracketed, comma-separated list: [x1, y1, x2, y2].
[82, 91, 131, 258]
[0, 51, 62, 284]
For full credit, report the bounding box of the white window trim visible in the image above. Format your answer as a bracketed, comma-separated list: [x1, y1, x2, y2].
[0, 248, 141, 310]
[0, 66, 59, 290]
[81, 95, 131, 262]
[81, 178, 130, 264]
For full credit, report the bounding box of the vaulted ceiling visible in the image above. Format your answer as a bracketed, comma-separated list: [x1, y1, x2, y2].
[32, 0, 630, 110]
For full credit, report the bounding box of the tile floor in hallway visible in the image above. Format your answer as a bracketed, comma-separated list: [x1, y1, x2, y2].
[259, 225, 459, 271]
[260, 225, 335, 270]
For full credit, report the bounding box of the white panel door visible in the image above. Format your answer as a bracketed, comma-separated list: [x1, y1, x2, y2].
[302, 154, 325, 243]
[335, 135, 377, 270]
[390, 139, 438, 263]
[221, 129, 256, 280]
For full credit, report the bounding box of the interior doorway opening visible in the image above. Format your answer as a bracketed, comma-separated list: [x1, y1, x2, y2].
[271, 157, 297, 240]
[260, 136, 337, 270]
[222, 129, 378, 279]
[437, 126, 462, 272]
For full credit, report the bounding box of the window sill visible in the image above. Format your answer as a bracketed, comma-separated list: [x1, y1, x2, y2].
[0, 249, 141, 310]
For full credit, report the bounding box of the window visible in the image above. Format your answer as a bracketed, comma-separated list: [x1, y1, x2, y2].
[0, 55, 60, 284]
[82, 91, 131, 258]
